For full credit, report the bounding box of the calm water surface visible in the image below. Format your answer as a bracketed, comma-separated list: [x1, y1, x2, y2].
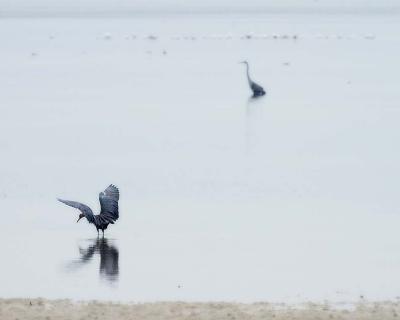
[0, 12, 400, 302]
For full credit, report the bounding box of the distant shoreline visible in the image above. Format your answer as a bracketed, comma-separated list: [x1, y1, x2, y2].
[2, 298, 400, 319]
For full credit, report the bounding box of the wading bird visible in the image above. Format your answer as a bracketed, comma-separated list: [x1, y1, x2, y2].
[58, 184, 120, 236]
[240, 61, 266, 97]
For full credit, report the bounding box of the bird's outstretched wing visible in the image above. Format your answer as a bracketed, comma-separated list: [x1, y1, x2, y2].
[99, 184, 119, 223]
[58, 199, 95, 223]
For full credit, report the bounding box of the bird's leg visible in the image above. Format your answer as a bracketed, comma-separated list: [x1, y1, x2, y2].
[97, 229, 99, 238]
[102, 229, 104, 238]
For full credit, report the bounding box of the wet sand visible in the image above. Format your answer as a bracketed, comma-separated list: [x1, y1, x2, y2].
[1, 299, 400, 319]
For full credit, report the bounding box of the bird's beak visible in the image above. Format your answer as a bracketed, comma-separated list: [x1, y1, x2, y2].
[77, 216, 83, 223]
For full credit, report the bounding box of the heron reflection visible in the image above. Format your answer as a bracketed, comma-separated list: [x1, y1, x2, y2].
[67, 238, 119, 282]
[245, 96, 264, 153]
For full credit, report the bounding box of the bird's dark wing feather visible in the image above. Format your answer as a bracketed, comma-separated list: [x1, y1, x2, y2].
[99, 185, 119, 223]
[251, 81, 265, 93]
[57, 199, 95, 223]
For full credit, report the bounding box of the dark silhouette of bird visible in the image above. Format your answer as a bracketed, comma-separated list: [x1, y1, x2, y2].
[58, 184, 120, 236]
[240, 61, 266, 97]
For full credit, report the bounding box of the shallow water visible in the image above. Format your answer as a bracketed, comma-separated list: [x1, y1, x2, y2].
[0, 11, 400, 302]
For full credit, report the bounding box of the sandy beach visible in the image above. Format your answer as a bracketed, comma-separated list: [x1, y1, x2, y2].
[2, 298, 400, 319]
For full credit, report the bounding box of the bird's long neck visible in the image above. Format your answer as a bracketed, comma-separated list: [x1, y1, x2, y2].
[245, 63, 252, 85]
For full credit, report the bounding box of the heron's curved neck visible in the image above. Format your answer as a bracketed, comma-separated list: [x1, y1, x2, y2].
[245, 63, 252, 85]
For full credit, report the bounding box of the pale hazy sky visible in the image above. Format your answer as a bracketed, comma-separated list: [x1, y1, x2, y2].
[1, 0, 399, 15]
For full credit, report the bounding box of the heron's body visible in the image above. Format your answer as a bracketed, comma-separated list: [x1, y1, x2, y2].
[58, 184, 120, 235]
[241, 61, 266, 97]
[250, 82, 265, 97]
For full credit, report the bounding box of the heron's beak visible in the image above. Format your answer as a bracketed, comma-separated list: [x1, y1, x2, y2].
[77, 216, 83, 223]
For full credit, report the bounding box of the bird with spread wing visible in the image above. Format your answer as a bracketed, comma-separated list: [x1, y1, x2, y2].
[58, 184, 120, 236]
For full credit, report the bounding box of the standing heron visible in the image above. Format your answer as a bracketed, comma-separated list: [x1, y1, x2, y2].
[58, 184, 120, 236]
[240, 61, 266, 97]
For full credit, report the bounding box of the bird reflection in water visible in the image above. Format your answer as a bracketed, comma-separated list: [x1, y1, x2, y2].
[67, 238, 119, 283]
[245, 96, 264, 153]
